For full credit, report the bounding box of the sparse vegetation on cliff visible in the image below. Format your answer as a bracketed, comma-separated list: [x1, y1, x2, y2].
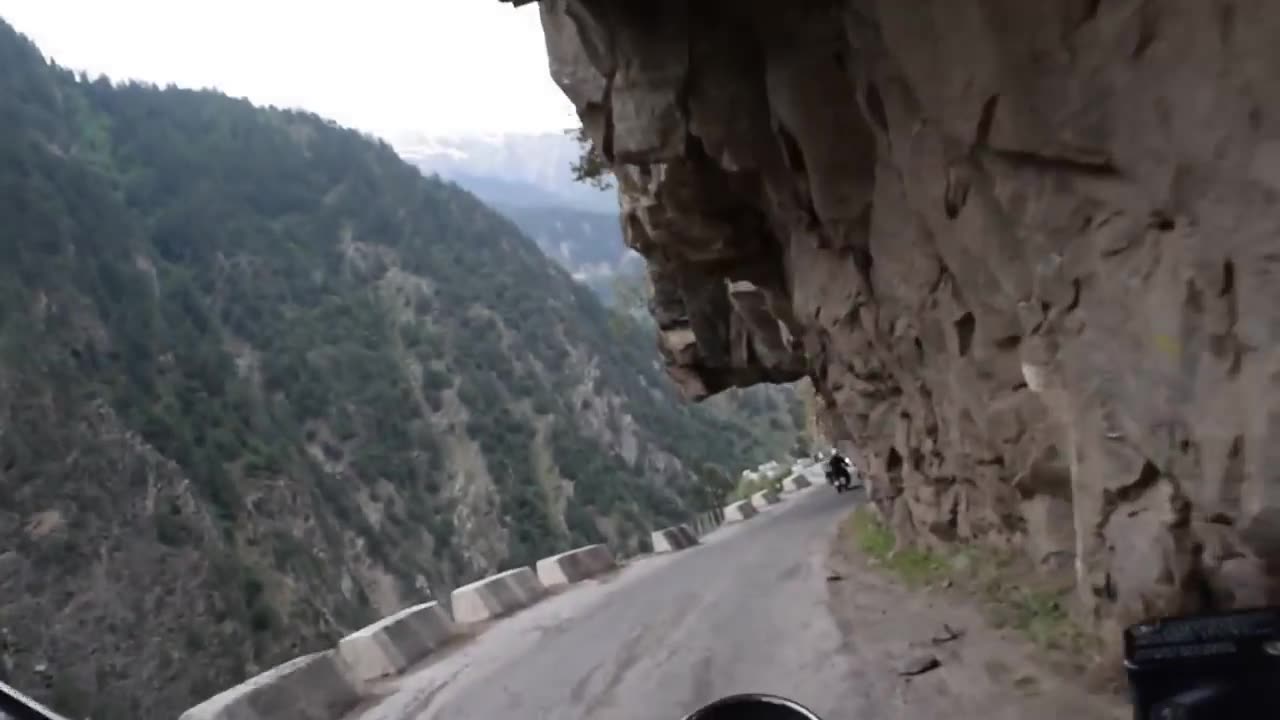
[566, 125, 613, 191]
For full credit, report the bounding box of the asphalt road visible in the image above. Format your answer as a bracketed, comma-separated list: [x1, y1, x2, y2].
[357, 469, 862, 720]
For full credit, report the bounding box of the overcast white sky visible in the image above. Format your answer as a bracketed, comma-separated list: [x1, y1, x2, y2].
[0, 0, 578, 138]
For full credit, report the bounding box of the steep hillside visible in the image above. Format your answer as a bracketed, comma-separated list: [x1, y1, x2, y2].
[0, 22, 773, 719]
[397, 128, 809, 447]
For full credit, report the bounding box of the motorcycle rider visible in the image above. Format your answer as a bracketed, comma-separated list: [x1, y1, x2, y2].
[826, 451, 853, 490]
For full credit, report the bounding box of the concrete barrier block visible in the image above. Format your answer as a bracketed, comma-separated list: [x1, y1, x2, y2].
[651, 524, 699, 553]
[179, 649, 364, 720]
[535, 544, 616, 588]
[688, 508, 725, 537]
[337, 601, 456, 683]
[0, 680, 65, 720]
[672, 524, 697, 548]
[723, 499, 758, 523]
[750, 488, 781, 509]
[450, 566, 546, 624]
[782, 474, 812, 492]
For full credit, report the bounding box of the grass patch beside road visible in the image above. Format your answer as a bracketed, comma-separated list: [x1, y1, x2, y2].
[843, 507, 1093, 657]
[848, 508, 945, 588]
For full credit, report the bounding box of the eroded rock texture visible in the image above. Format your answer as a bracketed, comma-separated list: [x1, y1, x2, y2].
[527, 0, 1280, 647]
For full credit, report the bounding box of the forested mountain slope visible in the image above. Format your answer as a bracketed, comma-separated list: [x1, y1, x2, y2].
[0, 21, 784, 719]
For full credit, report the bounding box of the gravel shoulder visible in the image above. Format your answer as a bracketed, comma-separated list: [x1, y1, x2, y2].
[823, 510, 1128, 720]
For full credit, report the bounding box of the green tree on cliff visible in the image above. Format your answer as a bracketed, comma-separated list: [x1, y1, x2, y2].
[566, 125, 613, 190]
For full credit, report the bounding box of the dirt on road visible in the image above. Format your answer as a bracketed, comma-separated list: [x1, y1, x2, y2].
[824, 511, 1128, 720]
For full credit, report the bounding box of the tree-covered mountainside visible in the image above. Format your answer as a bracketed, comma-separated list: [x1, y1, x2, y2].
[0, 21, 798, 719]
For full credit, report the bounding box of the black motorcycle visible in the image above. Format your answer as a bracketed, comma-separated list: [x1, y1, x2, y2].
[825, 455, 855, 493]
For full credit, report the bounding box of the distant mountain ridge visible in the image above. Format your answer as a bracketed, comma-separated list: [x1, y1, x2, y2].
[392, 130, 638, 299]
[394, 131, 616, 214]
[448, 172, 569, 209]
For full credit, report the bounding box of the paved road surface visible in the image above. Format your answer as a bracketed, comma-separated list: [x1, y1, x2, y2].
[357, 474, 861, 720]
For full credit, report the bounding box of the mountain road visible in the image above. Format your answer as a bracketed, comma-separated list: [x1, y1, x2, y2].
[353, 465, 1123, 720]
[356, 475, 862, 720]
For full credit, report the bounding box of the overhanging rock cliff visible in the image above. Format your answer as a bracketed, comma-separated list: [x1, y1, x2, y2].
[520, 0, 1280, 651]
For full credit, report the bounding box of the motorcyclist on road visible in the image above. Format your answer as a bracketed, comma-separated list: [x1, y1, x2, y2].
[826, 451, 852, 490]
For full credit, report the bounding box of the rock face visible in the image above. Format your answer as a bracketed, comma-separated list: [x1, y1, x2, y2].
[528, 0, 1280, 648]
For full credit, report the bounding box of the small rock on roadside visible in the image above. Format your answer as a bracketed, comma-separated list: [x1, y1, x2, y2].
[898, 654, 941, 676]
[931, 623, 964, 644]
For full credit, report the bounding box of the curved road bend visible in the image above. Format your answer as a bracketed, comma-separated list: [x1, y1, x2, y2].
[355, 475, 863, 720]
